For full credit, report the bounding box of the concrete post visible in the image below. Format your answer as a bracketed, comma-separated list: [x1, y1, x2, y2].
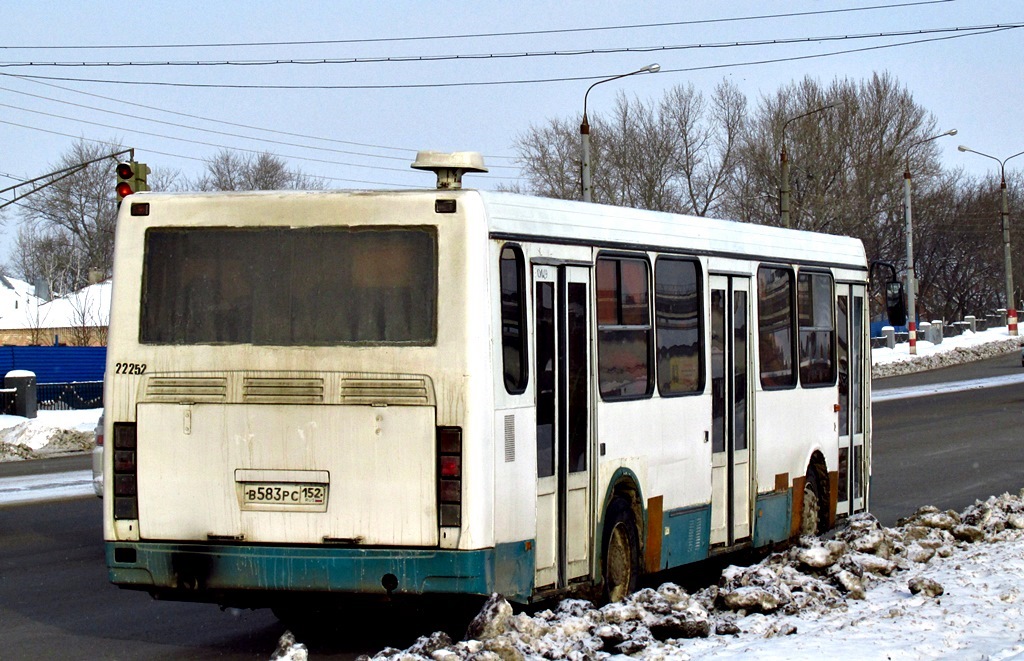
[882, 326, 896, 349]
[965, 315, 977, 332]
[918, 321, 931, 345]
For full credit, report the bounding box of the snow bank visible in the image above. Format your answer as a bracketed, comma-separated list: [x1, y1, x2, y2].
[0, 408, 100, 461]
[354, 492, 1024, 660]
[872, 326, 1024, 379]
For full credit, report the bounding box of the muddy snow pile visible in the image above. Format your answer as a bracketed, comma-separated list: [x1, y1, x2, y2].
[346, 491, 1024, 660]
[0, 410, 100, 462]
[0, 424, 93, 461]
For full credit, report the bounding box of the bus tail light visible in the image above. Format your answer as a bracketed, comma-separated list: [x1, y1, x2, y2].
[112, 422, 139, 519]
[437, 426, 462, 527]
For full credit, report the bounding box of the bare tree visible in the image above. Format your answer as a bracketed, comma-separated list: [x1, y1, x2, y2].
[665, 80, 747, 216]
[11, 224, 77, 298]
[916, 170, 1024, 320]
[14, 140, 121, 291]
[66, 283, 108, 346]
[193, 149, 324, 191]
[507, 78, 746, 216]
[506, 117, 582, 200]
[724, 73, 941, 268]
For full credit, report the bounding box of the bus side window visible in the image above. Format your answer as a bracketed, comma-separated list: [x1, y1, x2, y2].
[757, 266, 797, 389]
[500, 245, 528, 394]
[596, 255, 653, 400]
[797, 271, 837, 387]
[655, 257, 704, 396]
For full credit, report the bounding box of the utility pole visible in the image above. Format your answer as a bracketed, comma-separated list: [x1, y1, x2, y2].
[958, 145, 1024, 336]
[902, 129, 956, 354]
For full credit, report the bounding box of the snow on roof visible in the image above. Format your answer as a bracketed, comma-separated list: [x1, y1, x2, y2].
[0, 275, 36, 297]
[0, 280, 110, 330]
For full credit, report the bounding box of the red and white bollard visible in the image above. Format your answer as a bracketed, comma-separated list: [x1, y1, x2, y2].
[1009, 308, 1018, 336]
[908, 320, 917, 354]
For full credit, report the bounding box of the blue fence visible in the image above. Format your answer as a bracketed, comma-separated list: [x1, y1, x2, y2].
[871, 320, 909, 336]
[0, 346, 106, 384]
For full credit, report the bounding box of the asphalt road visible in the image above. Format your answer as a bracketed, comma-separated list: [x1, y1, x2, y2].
[0, 496, 295, 660]
[0, 466, 461, 659]
[2, 349, 1021, 658]
[870, 349, 1024, 525]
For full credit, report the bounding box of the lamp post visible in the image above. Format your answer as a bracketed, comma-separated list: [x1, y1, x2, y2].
[780, 104, 834, 228]
[958, 145, 1024, 336]
[903, 128, 957, 354]
[580, 63, 660, 203]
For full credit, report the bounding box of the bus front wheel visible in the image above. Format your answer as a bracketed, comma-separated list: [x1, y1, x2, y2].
[602, 498, 640, 602]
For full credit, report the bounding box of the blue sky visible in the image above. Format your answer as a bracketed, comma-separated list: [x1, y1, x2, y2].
[1, 0, 1021, 257]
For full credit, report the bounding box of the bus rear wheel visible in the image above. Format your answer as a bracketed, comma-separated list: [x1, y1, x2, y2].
[800, 467, 825, 536]
[602, 498, 640, 603]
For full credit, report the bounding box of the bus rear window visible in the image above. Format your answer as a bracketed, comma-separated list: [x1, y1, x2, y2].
[141, 226, 437, 345]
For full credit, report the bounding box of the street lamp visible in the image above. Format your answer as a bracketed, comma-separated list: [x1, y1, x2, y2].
[780, 104, 834, 228]
[958, 144, 1024, 336]
[580, 63, 660, 203]
[903, 128, 957, 354]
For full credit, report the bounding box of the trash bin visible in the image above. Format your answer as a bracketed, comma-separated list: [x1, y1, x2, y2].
[5, 370, 37, 419]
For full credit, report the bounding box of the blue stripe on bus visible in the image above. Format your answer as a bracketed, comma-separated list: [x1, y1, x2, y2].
[107, 539, 535, 604]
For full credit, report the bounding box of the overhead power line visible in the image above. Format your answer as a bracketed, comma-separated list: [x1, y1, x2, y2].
[0, 105, 429, 174]
[0, 1, 954, 50]
[3, 26, 1014, 90]
[0, 89, 518, 171]
[0, 24, 1011, 68]
[0, 119, 424, 188]
[4, 74, 519, 162]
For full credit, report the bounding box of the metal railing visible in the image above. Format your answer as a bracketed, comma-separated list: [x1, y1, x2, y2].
[37, 381, 103, 411]
[0, 388, 15, 415]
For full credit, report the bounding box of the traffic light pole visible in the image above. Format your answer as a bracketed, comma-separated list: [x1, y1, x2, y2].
[0, 149, 133, 210]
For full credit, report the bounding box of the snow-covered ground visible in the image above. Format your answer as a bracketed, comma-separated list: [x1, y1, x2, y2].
[342, 496, 1024, 661]
[305, 326, 1024, 661]
[0, 408, 102, 503]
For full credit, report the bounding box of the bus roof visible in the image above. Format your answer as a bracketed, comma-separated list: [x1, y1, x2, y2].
[475, 190, 867, 270]
[122, 188, 867, 270]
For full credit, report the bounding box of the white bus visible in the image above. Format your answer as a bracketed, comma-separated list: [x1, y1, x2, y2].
[103, 152, 871, 609]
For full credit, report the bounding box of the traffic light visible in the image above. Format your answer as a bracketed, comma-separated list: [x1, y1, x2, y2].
[115, 161, 150, 203]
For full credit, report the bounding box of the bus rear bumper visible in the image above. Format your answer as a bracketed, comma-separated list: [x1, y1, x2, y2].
[106, 540, 534, 605]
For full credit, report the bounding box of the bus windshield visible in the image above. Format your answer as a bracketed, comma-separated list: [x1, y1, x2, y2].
[140, 226, 437, 346]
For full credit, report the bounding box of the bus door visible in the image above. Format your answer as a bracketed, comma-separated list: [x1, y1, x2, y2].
[533, 264, 592, 590]
[709, 275, 753, 546]
[836, 283, 867, 515]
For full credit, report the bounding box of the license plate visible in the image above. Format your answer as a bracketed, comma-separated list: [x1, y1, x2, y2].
[240, 482, 328, 512]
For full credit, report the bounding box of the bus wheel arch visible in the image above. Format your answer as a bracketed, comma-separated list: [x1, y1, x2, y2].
[799, 452, 830, 536]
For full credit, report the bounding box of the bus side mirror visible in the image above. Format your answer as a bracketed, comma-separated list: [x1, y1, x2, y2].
[885, 281, 907, 327]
